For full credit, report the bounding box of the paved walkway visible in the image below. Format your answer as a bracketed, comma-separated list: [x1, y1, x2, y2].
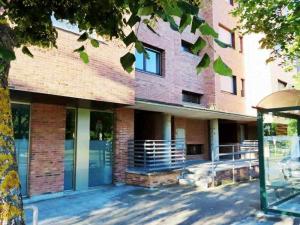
[25, 181, 299, 225]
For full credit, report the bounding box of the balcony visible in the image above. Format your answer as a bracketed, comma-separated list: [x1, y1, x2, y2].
[128, 140, 186, 173]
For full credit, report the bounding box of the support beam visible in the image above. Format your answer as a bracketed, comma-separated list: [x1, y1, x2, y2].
[162, 114, 172, 140]
[75, 108, 90, 190]
[210, 119, 219, 161]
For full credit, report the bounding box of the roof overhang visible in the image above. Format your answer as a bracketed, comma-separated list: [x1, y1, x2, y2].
[128, 99, 256, 122]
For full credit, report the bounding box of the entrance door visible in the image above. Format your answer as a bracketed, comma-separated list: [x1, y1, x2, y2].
[64, 109, 76, 190]
[89, 111, 113, 187]
[12, 103, 30, 196]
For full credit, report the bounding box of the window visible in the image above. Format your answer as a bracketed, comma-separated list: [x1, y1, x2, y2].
[187, 144, 203, 155]
[278, 80, 287, 90]
[226, 0, 234, 5]
[135, 46, 162, 75]
[182, 90, 202, 104]
[239, 36, 243, 53]
[241, 78, 245, 97]
[220, 75, 237, 94]
[181, 40, 194, 54]
[12, 103, 30, 196]
[219, 24, 235, 48]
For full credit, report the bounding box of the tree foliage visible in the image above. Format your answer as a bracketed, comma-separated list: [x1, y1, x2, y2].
[0, 0, 232, 75]
[233, 0, 300, 64]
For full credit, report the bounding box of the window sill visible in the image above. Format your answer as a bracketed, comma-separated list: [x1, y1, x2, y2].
[220, 90, 237, 96]
[136, 69, 163, 78]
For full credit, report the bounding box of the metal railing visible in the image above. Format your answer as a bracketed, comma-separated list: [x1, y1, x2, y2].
[24, 205, 38, 225]
[128, 140, 186, 172]
[211, 140, 259, 187]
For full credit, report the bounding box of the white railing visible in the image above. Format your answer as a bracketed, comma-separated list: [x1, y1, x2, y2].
[211, 140, 259, 187]
[24, 205, 38, 225]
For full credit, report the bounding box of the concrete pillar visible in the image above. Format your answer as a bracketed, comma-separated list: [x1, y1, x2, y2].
[162, 114, 172, 140]
[210, 119, 219, 161]
[75, 108, 90, 190]
[239, 124, 245, 143]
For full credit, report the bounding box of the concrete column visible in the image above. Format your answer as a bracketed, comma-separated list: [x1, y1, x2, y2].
[239, 124, 245, 143]
[210, 119, 219, 161]
[75, 108, 90, 190]
[162, 114, 172, 140]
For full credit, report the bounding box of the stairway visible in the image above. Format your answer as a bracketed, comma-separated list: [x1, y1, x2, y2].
[178, 163, 214, 189]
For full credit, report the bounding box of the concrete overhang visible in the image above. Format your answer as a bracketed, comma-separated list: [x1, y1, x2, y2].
[128, 99, 256, 122]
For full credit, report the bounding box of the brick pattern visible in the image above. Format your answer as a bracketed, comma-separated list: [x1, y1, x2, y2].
[9, 29, 134, 105]
[126, 171, 181, 188]
[114, 108, 134, 183]
[174, 117, 209, 160]
[29, 103, 66, 196]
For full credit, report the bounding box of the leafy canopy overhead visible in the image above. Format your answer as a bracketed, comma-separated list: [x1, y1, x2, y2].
[233, 0, 300, 64]
[0, 0, 232, 76]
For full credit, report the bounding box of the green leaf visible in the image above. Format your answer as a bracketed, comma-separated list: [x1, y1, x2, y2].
[179, 13, 192, 33]
[191, 16, 204, 33]
[74, 45, 85, 53]
[123, 31, 138, 47]
[120, 52, 135, 73]
[91, 39, 99, 48]
[166, 15, 179, 31]
[21, 46, 34, 58]
[80, 51, 89, 64]
[137, 6, 153, 16]
[0, 64, 4, 73]
[0, 46, 16, 61]
[191, 37, 206, 54]
[146, 24, 159, 36]
[213, 57, 232, 76]
[177, 1, 199, 15]
[196, 54, 210, 74]
[127, 14, 141, 27]
[214, 39, 230, 48]
[199, 23, 218, 38]
[77, 32, 89, 42]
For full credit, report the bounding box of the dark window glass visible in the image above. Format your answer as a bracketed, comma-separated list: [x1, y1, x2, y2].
[12, 103, 30, 196]
[182, 90, 202, 104]
[187, 144, 203, 155]
[181, 40, 193, 54]
[89, 111, 113, 187]
[64, 108, 76, 191]
[135, 47, 161, 75]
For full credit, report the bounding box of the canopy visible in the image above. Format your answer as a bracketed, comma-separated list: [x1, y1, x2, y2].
[257, 89, 300, 110]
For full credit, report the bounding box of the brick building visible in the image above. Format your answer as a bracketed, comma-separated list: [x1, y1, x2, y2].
[8, 1, 294, 199]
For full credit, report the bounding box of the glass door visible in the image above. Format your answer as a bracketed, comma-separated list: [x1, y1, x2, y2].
[12, 103, 30, 196]
[89, 111, 113, 187]
[64, 109, 76, 190]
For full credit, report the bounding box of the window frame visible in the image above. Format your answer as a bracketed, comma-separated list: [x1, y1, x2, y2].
[220, 75, 237, 95]
[241, 78, 245, 97]
[182, 90, 203, 104]
[239, 36, 244, 53]
[218, 24, 235, 49]
[135, 46, 162, 76]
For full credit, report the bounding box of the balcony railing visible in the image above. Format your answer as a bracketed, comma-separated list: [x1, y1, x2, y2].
[128, 140, 186, 172]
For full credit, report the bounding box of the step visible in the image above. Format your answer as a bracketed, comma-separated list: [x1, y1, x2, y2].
[186, 167, 212, 175]
[178, 178, 195, 186]
[184, 173, 209, 180]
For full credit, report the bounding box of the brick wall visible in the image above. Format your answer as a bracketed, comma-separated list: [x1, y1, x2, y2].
[29, 103, 66, 196]
[114, 108, 134, 183]
[9, 29, 134, 105]
[174, 117, 209, 160]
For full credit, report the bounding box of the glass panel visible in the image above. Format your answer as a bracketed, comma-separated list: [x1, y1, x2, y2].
[145, 49, 159, 74]
[64, 109, 76, 190]
[135, 50, 144, 70]
[12, 104, 30, 196]
[219, 26, 233, 46]
[89, 111, 113, 187]
[220, 76, 234, 93]
[263, 113, 300, 213]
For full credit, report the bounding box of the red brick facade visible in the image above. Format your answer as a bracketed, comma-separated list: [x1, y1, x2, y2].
[114, 108, 134, 183]
[29, 103, 66, 196]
